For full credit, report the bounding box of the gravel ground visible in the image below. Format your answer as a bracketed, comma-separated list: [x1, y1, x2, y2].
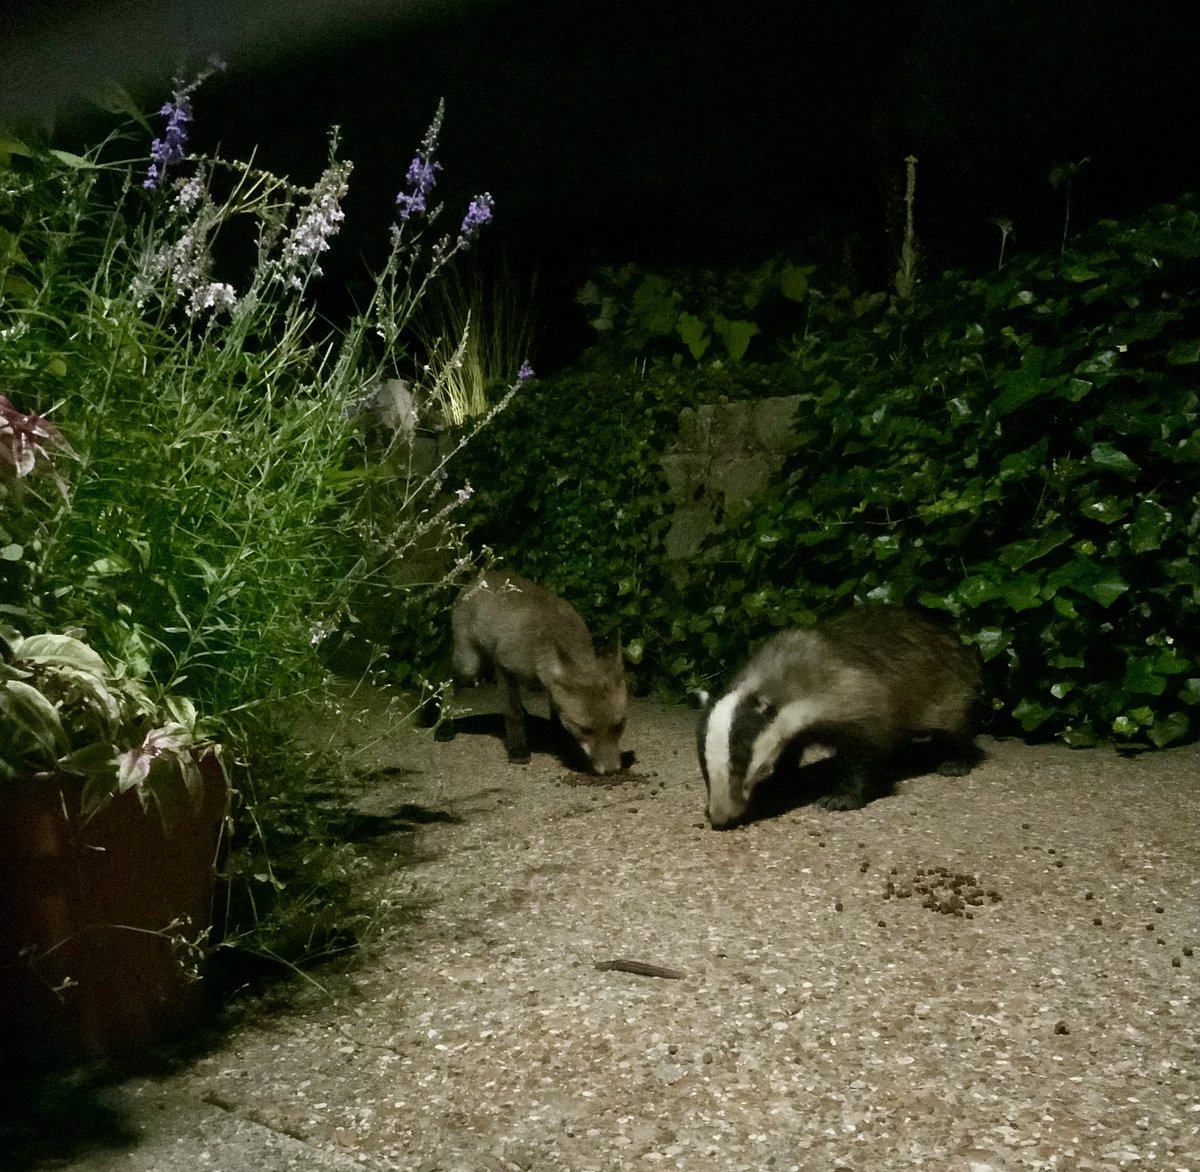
[29, 690, 1200, 1171]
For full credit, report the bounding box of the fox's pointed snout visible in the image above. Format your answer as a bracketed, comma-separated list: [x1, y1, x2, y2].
[586, 744, 624, 775]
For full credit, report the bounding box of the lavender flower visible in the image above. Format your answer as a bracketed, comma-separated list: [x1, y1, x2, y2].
[142, 59, 225, 191]
[190, 282, 237, 316]
[144, 92, 192, 190]
[455, 482, 474, 504]
[459, 192, 494, 244]
[136, 219, 237, 318]
[395, 102, 444, 221]
[173, 174, 204, 213]
[517, 360, 535, 383]
[280, 162, 352, 286]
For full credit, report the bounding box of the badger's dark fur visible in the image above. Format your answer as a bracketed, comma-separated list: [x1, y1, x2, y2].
[698, 605, 981, 829]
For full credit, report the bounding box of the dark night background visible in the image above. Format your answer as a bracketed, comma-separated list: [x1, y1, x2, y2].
[3, 0, 1199, 368]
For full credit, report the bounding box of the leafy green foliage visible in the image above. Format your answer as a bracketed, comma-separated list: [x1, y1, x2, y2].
[457, 197, 1198, 750]
[0, 126, 499, 730]
[432, 363, 809, 692]
[576, 258, 812, 367]
[0, 627, 213, 824]
[0, 101, 506, 978]
[447, 369, 681, 686]
[677, 196, 1200, 748]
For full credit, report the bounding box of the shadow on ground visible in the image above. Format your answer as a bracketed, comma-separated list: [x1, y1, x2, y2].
[0, 1065, 145, 1171]
[745, 738, 991, 825]
[440, 711, 603, 773]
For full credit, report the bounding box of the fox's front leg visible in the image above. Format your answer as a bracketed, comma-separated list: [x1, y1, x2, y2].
[497, 669, 531, 764]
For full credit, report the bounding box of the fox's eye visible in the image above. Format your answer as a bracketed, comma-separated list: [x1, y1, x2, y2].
[578, 726, 594, 737]
[613, 719, 626, 735]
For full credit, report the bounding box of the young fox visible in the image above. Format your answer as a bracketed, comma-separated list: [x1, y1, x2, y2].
[435, 571, 628, 774]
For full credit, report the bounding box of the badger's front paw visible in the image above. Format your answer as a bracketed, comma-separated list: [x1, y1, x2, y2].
[814, 791, 867, 812]
[935, 758, 972, 777]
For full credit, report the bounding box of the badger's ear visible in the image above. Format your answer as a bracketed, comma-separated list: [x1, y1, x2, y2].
[697, 689, 710, 707]
[750, 694, 776, 717]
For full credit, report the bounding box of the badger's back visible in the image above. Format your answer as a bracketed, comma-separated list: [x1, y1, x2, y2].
[812, 606, 980, 749]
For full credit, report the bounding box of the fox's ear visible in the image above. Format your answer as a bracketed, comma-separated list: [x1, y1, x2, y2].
[544, 647, 569, 683]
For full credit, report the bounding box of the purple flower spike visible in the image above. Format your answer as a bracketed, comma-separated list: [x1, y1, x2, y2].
[141, 61, 223, 190]
[144, 93, 193, 190]
[395, 153, 442, 220]
[459, 192, 494, 244]
[395, 101, 445, 221]
[517, 360, 535, 383]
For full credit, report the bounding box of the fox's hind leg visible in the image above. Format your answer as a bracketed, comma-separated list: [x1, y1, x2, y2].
[429, 622, 488, 742]
[497, 668, 532, 764]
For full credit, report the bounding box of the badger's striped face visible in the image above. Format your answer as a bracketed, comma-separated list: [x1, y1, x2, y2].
[699, 684, 821, 829]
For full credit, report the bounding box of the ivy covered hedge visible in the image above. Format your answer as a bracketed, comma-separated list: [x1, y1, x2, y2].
[448, 195, 1199, 750]
[450, 365, 692, 685]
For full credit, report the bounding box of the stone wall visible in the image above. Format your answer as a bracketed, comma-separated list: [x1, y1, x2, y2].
[661, 395, 801, 575]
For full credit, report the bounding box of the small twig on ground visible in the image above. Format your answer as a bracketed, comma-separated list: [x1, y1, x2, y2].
[594, 958, 686, 980]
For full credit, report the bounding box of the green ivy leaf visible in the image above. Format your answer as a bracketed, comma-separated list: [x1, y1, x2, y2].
[1148, 711, 1191, 748]
[974, 627, 1010, 662]
[779, 263, 812, 303]
[1089, 442, 1140, 477]
[1012, 696, 1053, 730]
[1166, 340, 1200, 365]
[997, 528, 1071, 570]
[1048, 651, 1085, 668]
[994, 364, 1049, 415]
[999, 573, 1044, 611]
[957, 575, 1003, 606]
[1075, 349, 1119, 376]
[1122, 656, 1168, 696]
[676, 312, 711, 361]
[1126, 499, 1171, 553]
[1078, 572, 1130, 608]
[1047, 560, 1130, 607]
[1051, 595, 1078, 618]
[1079, 496, 1130, 523]
[712, 315, 760, 363]
[631, 275, 679, 336]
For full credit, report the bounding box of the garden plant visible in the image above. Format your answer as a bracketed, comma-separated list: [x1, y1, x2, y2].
[0, 70, 521, 977]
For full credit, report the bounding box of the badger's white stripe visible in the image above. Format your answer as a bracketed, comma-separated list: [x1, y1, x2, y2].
[744, 698, 826, 788]
[702, 687, 746, 791]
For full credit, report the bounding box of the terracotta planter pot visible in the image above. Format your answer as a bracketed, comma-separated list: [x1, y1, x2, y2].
[0, 747, 229, 1065]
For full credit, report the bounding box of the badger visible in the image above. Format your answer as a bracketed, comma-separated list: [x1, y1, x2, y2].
[697, 604, 981, 829]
